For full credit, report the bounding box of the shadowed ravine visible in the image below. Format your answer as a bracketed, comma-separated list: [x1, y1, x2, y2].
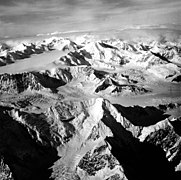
[113, 104, 170, 126]
[0, 36, 181, 180]
[0, 106, 59, 180]
[101, 108, 180, 180]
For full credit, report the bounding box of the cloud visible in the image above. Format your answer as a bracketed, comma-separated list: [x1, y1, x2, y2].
[0, 0, 181, 38]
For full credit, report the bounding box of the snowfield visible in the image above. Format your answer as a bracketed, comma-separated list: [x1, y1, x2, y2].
[0, 34, 181, 180]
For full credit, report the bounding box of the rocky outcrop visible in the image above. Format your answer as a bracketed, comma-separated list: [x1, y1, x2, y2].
[1, 97, 181, 180]
[172, 75, 181, 82]
[0, 73, 44, 93]
[0, 37, 79, 66]
[58, 51, 91, 66]
[0, 106, 59, 180]
[1, 37, 181, 83]
[0, 71, 70, 94]
[95, 77, 150, 96]
[0, 36, 181, 180]
[0, 157, 14, 180]
[101, 111, 174, 180]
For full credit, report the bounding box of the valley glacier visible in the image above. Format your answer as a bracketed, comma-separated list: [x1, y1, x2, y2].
[0, 35, 181, 180]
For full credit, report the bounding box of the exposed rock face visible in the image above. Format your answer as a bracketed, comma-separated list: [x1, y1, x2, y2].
[0, 96, 181, 180]
[0, 36, 181, 180]
[95, 77, 149, 96]
[1, 37, 181, 81]
[0, 37, 80, 66]
[0, 73, 44, 93]
[172, 75, 181, 82]
[0, 106, 59, 180]
[140, 118, 181, 170]
[0, 71, 71, 94]
[0, 157, 14, 180]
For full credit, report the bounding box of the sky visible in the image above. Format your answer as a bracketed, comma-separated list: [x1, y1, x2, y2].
[0, 0, 181, 38]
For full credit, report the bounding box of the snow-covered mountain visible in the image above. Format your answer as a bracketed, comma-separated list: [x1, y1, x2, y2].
[1, 36, 181, 68]
[0, 35, 181, 180]
[0, 37, 79, 66]
[0, 97, 181, 180]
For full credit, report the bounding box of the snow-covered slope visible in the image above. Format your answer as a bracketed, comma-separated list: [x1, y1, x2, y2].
[0, 37, 79, 66]
[1, 96, 181, 180]
[0, 35, 181, 180]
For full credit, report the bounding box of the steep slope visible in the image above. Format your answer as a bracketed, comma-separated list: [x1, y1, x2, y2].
[95, 77, 149, 96]
[0, 70, 72, 94]
[1, 96, 181, 180]
[0, 35, 181, 180]
[0, 98, 121, 180]
[0, 106, 59, 180]
[0, 157, 14, 180]
[0, 37, 79, 66]
[1, 37, 181, 83]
